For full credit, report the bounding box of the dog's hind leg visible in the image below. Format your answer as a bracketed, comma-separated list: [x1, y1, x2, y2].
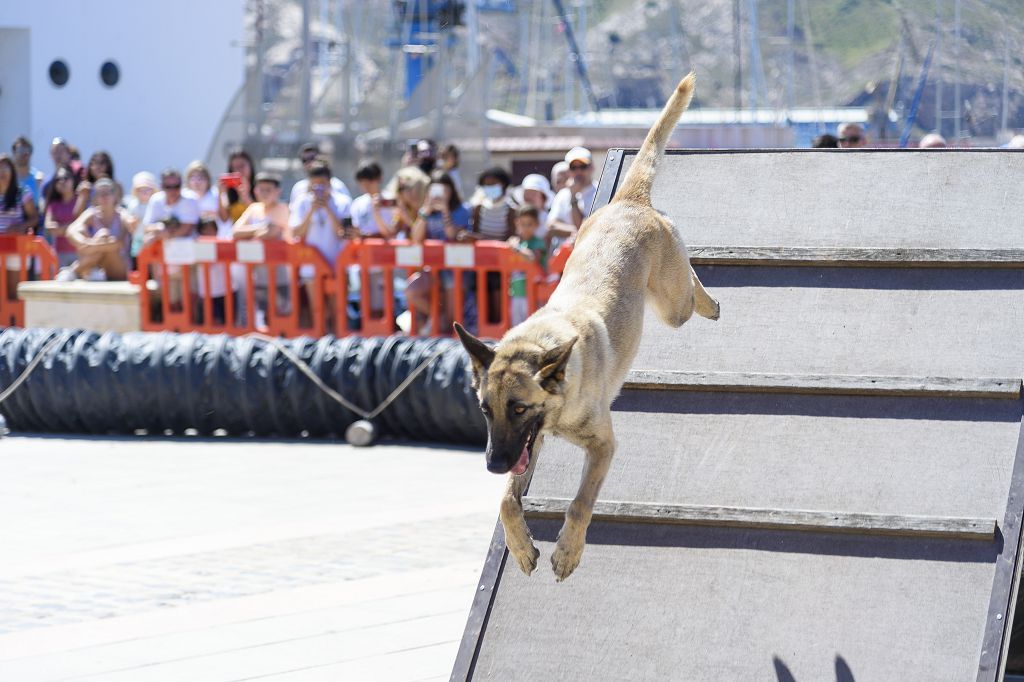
[648, 225, 719, 326]
[500, 437, 541, 575]
[551, 418, 614, 581]
[691, 267, 720, 320]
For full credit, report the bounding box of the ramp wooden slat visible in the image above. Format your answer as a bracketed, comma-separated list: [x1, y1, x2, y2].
[688, 245, 1024, 267]
[523, 497, 997, 540]
[624, 370, 1022, 399]
[455, 150, 1024, 681]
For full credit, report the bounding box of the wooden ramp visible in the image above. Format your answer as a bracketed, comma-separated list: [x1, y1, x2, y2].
[453, 150, 1024, 681]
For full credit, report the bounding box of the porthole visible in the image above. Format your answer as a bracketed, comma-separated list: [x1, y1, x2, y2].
[100, 61, 120, 88]
[48, 60, 69, 87]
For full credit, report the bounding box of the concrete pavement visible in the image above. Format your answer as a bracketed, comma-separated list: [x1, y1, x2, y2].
[0, 434, 507, 681]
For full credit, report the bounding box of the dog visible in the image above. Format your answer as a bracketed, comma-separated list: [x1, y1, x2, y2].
[455, 72, 719, 581]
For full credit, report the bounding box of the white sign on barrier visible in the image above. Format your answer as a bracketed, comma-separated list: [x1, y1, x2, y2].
[395, 245, 423, 267]
[194, 241, 217, 263]
[163, 239, 196, 265]
[444, 244, 475, 268]
[236, 240, 266, 263]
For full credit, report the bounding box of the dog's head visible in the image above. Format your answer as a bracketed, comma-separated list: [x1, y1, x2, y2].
[454, 322, 576, 476]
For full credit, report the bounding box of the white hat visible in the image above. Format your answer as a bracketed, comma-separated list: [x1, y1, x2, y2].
[564, 146, 592, 165]
[512, 173, 554, 207]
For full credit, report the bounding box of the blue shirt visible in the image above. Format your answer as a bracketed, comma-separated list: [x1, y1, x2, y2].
[423, 203, 470, 241]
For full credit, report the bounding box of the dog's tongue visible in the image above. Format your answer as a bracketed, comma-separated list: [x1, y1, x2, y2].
[511, 446, 529, 475]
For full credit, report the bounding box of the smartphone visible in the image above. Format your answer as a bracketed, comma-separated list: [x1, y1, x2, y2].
[378, 197, 397, 208]
[219, 173, 242, 189]
[428, 183, 445, 200]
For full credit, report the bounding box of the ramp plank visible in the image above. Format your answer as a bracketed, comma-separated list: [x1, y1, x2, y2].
[522, 497, 996, 540]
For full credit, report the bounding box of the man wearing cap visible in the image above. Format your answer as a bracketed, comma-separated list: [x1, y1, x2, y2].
[288, 142, 350, 206]
[545, 146, 598, 245]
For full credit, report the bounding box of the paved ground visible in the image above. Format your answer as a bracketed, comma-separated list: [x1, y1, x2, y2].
[0, 434, 507, 681]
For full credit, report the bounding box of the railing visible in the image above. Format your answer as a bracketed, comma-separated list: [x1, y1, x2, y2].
[6, 236, 570, 339]
[0, 235, 59, 327]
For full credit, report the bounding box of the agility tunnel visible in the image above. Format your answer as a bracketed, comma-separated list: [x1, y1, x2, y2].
[0, 328, 485, 444]
[454, 149, 1024, 680]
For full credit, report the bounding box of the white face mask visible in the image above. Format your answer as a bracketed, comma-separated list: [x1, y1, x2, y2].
[481, 184, 503, 201]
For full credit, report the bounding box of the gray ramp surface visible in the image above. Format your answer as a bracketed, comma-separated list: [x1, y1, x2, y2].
[454, 150, 1024, 681]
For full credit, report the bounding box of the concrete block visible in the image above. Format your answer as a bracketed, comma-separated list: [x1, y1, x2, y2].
[18, 281, 141, 333]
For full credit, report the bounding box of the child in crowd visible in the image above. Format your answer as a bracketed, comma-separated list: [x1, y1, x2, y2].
[44, 165, 82, 268]
[232, 172, 290, 328]
[125, 172, 158, 267]
[508, 205, 547, 326]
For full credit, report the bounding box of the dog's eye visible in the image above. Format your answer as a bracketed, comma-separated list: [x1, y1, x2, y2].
[513, 404, 527, 415]
[480, 403, 491, 416]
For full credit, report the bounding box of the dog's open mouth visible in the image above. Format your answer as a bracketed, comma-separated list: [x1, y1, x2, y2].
[511, 421, 541, 476]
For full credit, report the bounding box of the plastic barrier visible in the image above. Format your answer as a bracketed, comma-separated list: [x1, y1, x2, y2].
[0, 235, 59, 327]
[336, 239, 547, 340]
[132, 238, 334, 338]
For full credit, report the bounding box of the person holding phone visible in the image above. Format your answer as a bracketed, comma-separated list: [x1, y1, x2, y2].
[289, 161, 352, 329]
[410, 172, 468, 243]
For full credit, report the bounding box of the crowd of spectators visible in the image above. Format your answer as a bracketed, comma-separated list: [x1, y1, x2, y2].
[5, 122, 995, 331]
[0, 134, 591, 333]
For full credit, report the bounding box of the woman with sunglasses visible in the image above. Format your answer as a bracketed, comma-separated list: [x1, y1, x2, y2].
[59, 178, 131, 281]
[43, 165, 81, 268]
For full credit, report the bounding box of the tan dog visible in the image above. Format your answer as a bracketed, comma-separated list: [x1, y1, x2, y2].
[455, 72, 719, 581]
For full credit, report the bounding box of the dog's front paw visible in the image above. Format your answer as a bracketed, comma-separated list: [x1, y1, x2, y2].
[508, 541, 540, 575]
[550, 538, 584, 581]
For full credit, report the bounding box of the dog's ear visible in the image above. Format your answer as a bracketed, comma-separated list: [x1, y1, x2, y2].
[536, 336, 577, 392]
[454, 322, 495, 374]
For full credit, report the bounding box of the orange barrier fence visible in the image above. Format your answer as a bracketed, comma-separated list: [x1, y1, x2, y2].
[131, 238, 334, 337]
[336, 239, 549, 339]
[4, 236, 568, 340]
[0, 235, 59, 327]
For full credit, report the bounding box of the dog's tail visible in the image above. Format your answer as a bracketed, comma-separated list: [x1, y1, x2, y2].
[611, 72, 695, 206]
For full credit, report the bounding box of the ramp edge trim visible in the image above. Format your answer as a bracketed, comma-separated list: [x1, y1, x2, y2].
[688, 245, 1024, 267]
[624, 370, 1023, 399]
[523, 498, 997, 541]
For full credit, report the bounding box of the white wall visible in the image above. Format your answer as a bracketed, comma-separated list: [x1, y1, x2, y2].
[0, 29, 31, 155]
[0, 1, 244, 181]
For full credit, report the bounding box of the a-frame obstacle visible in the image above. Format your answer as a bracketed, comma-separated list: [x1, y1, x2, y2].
[453, 149, 1024, 681]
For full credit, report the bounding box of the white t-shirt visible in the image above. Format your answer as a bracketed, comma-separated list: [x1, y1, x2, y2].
[289, 177, 351, 206]
[350, 193, 394, 236]
[545, 182, 598, 233]
[143, 192, 200, 228]
[289, 191, 352, 278]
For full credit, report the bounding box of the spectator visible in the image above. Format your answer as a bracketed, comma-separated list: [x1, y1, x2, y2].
[43, 166, 81, 267]
[349, 160, 395, 237]
[218, 149, 255, 225]
[233, 172, 289, 240]
[58, 179, 131, 282]
[143, 169, 199, 241]
[919, 133, 947, 148]
[550, 160, 570, 193]
[288, 142, 350, 205]
[837, 122, 868, 148]
[233, 172, 290, 328]
[545, 147, 597, 246]
[404, 172, 471, 333]
[183, 160, 219, 236]
[508, 205, 547, 326]
[126, 171, 158, 265]
[11, 137, 44, 213]
[384, 166, 431, 239]
[439, 143, 462, 195]
[511, 173, 554, 235]
[290, 161, 352, 328]
[411, 172, 469, 243]
[42, 137, 78, 198]
[0, 154, 39, 235]
[415, 138, 438, 175]
[464, 166, 514, 242]
[812, 133, 839, 148]
[80, 150, 123, 207]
